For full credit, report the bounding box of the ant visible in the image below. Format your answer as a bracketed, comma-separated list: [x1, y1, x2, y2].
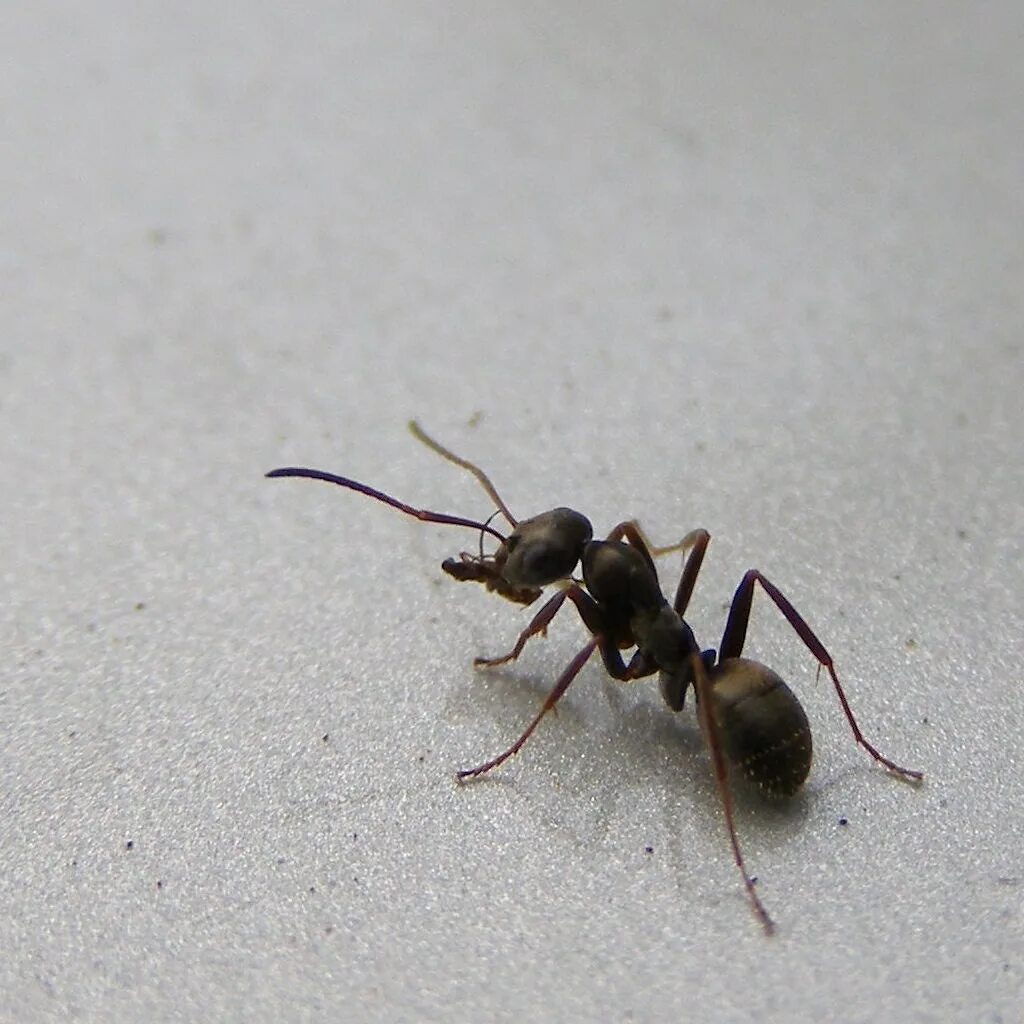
[267, 421, 923, 934]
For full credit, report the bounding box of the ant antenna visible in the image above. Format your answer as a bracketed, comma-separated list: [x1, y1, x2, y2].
[408, 421, 518, 527]
[265, 467, 507, 543]
[478, 510, 502, 560]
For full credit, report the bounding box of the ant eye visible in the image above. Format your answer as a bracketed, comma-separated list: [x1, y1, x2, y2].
[505, 535, 520, 552]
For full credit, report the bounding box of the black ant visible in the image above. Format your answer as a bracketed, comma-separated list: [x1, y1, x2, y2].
[267, 422, 923, 934]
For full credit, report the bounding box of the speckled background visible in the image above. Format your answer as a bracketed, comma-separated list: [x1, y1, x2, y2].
[3, 3, 1021, 1022]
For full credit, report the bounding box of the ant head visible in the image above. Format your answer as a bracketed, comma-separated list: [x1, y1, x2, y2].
[500, 507, 593, 587]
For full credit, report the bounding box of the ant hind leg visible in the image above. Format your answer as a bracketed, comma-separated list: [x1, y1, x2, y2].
[720, 570, 922, 782]
[689, 652, 775, 935]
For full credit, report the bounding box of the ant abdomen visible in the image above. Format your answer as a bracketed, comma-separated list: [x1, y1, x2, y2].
[710, 659, 813, 798]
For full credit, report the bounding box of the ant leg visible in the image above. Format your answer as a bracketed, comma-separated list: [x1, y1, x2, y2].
[690, 652, 775, 935]
[475, 584, 649, 684]
[650, 531, 703, 559]
[630, 523, 707, 560]
[604, 522, 658, 576]
[457, 637, 601, 779]
[265, 468, 506, 543]
[621, 648, 659, 680]
[605, 522, 706, 576]
[720, 571, 923, 782]
[474, 586, 576, 667]
[408, 420, 518, 526]
[672, 529, 711, 617]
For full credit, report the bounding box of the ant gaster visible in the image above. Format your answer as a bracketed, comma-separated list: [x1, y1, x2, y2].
[267, 421, 923, 935]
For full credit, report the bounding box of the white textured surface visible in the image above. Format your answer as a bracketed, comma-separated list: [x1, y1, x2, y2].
[3, 3, 1022, 1022]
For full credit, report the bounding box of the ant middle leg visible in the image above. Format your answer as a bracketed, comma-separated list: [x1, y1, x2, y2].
[671, 529, 711, 618]
[458, 636, 601, 779]
[647, 527, 707, 561]
[720, 570, 923, 782]
[459, 631, 657, 780]
[606, 521, 707, 578]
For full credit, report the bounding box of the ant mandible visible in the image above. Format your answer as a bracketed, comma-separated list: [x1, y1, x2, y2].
[267, 421, 923, 935]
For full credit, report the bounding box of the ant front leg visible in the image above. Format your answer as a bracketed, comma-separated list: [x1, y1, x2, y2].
[720, 570, 923, 782]
[475, 584, 653, 682]
[473, 585, 577, 667]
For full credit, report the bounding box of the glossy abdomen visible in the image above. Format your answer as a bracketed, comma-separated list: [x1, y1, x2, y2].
[710, 658, 812, 797]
